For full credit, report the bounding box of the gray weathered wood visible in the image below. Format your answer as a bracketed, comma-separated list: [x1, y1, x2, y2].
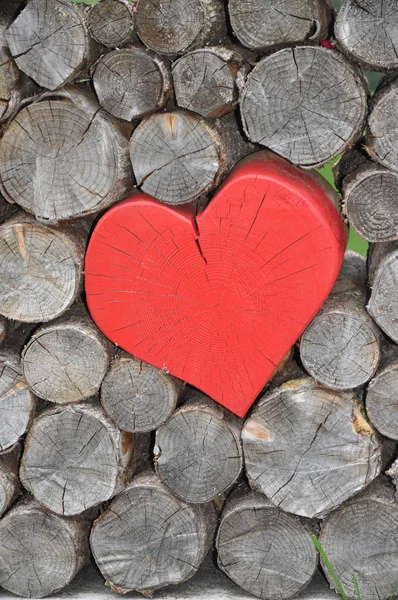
[216, 484, 318, 600]
[135, 0, 226, 56]
[0, 497, 90, 598]
[240, 46, 368, 167]
[335, 0, 398, 72]
[101, 351, 184, 432]
[93, 47, 172, 121]
[300, 284, 381, 389]
[332, 144, 369, 191]
[366, 74, 398, 173]
[337, 250, 367, 287]
[0, 443, 20, 517]
[319, 476, 398, 600]
[22, 304, 112, 404]
[0, 31, 25, 124]
[367, 240, 398, 342]
[0, 87, 133, 223]
[154, 389, 243, 503]
[229, 0, 331, 51]
[20, 403, 139, 515]
[366, 343, 398, 440]
[172, 46, 250, 118]
[130, 109, 252, 204]
[88, 0, 135, 48]
[90, 469, 217, 595]
[242, 377, 382, 519]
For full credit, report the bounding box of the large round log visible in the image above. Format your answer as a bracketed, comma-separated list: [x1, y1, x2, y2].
[154, 390, 243, 503]
[367, 241, 398, 342]
[240, 46, 368, 167]
[93, 47, 172, 121]
[229, 0, 331, 51]
[20, 403, 137, 515]
[0, 87, 133, 223]
[0, 443, 20, 518]
[335, 0, 398, 72]
[367, 74, 398, 173]
[216, 485, 318, 600]
[242, 377, 382, 518]
[319, 477, 398, 600]
[0, 497, 90, 598]
[90, 470, 217, 595]
[366, 344, 398, 440]
[88, 0, 135, 48]
[101, 351, 183, 432]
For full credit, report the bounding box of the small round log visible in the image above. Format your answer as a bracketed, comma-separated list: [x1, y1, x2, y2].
[93, 47, 172, 121]
[5, 0, 98, 91]
[0, 497, 90, 598]
[229, 0, 331, 51]
[101, 351, 183, 432]
[367, 74, 398, 173]
[90, 470, 217, 595]
[332, 144, 369, 192]
[172, 46, 249, 118]
[130, 109, 251, 204]
[367, 241, 398, 342]
[20, 403, 137, 515]
[240, 46, 368, 168]
[335, 0, 398, 72]
[366, 343, 398, 440]
[319, 477, 398, 600]
[89, 0, 135, 48]
[216, 485, 318, 600]
[0, 443, 21, 517]
[135, 0, 226, 56]
[300, 284, 381, 389]
[154, 389, 243, 503]
[242, 377, 382, 519]
[0, 87, 133, 223]
[337, 250, 367, 287]
[0, 213, 87, 323]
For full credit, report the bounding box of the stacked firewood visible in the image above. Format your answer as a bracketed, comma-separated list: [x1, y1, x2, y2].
[1, 0, 398, 599]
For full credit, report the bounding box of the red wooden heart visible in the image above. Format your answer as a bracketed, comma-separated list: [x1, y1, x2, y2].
[85, 152, 346, 417]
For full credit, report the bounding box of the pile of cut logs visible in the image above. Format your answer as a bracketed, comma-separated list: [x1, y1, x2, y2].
[1, 0, 398, 599]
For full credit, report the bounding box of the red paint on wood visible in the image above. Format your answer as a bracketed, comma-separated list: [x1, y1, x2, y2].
[85, 154, 346, 417]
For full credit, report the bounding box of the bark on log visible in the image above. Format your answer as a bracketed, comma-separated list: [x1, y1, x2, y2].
[0, 443, 20, 517]
[0, 497, 90, 598]
[5, 0, 99, 91]
[90, 470, 217, 595]
[366, 343, 398, 440]
[319, 477, 398, 600]
[101, 351, 184, 432]
[22, 305, 112, 404]
[367, 241, 398, 342]
[337, 250, 367, 288]
[299, 284, 381, 389]
[0, 213, 87, 323]
[154, 389, 243, 503]
[20, 403, 139, 515]
[88, 0, 135, 48]
[0, 87, 133, 223]
[92, 47, 172, 121]
[335, 0, 398, 72]
[229, 0, 331, 51]
[242, 377, 382, 519]
[240, 46, 368, 168]
[216, 485, 318, 600]
[332, 144, 369, 191]
[130, 109, 252, 204]
[135, 0, 226, 56]
[366, 74, 398, 173]
[172, 46, 250, 118]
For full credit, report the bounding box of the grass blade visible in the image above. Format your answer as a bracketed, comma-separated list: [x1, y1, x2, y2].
[389, 581, 398, 600]
[311, 535, 348, 600]
[353, 574, 361, 599]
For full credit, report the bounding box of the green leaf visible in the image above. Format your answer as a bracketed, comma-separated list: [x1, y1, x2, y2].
[353, 574, 361, 600]
[312, 535, 348, 600]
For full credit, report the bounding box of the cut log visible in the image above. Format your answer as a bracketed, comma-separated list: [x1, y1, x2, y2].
[0, 213, 87, 323]
[367, 241, 398, 342]
[154, 389, 243, 503]
[88, 0, 135, 48]
[0, 497, 90, 598]
[90, 470, 217, 594]
[92, 47, 172, 121]
[240, 46, 368, 167]
[216, 485, 318, 600]
[332, 144, 369, 191]
[22, 305, 112, 404]
[5, 0, 99, 91]
[0, 87, 133, 223]
[366, 74, 398, 173]
[242, 377, 382, 518]
[20, 403, 139, 515]
[337, 250, 367, 287]
[366, 343, 398, 440]
[101, 351, 184, 432]
[335, 0, 398, 72]
[172, 46, 250, 118]
[135, 0, 226, 56]
[299, 284, 381, 389]
[130, 109, 252, 204]
[319, 477, 398, 600]
[229, 0, 331, 51]
[0, 443, 20, 517]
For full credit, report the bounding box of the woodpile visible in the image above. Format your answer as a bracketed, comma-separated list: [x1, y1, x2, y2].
[2, 1, 398, 600]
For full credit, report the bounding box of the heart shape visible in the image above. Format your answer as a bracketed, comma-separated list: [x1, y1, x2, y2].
[85, 152, 346, 417]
